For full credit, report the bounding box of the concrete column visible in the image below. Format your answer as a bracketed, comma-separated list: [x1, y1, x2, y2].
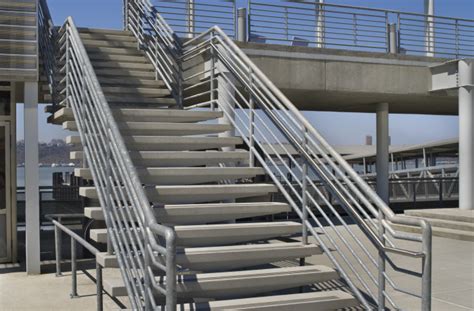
[376, 103, 390, 204]
[237, 8, 247, 42]
[424, 0, 435, 56]
[315, 0, 325, 48]
[24, 82, 40, 274]
[458, 60, 474, 210]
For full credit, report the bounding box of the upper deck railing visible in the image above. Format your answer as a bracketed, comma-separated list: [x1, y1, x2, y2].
[153, 0, 474, 59]
[0, 0, 38, 81]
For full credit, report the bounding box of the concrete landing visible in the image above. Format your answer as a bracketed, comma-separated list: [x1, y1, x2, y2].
[398, 208, 474, 241]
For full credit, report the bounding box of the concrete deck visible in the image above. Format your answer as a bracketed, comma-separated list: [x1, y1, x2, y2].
[0, 226, 472, 310]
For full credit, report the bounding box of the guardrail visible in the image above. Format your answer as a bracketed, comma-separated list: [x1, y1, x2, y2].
[180, 25, 432, 310]
[248, 0, 474, 58]
[46, 214, 104, 311]
[0, 0, 38, 80]
[57, 16, 177, 311]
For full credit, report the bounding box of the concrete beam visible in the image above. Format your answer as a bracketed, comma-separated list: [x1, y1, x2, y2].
[376, 103, 390, 204]
[24, 82, 40, 275]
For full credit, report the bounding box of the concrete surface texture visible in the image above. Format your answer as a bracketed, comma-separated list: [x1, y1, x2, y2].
[0, 227, 472, 310]
[236, 41, 457, 115]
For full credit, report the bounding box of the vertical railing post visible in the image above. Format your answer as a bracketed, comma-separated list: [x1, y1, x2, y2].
[301, 129, 309, 249]
[186, 0, 195, 39]
[315, 0, 325, 48]
[54, 224, 62, 276]
[71, 238, 78, 298]
[144, 240, 153, 310]
[284, 8, 289, 42]
[248, 68, 255, 167]
[165, 230, 177, 311]
[388, 23, 398, 54]
[237, 8, 247, 42]
[210, 33, 216, 111]
[96, 262, 103, 311]
[421, 225, 432, 311]
[65, 26, 70, 108]
[377, 211, 386, 311]
[124, 0, 129, 30]
[424, 0, 435, 56]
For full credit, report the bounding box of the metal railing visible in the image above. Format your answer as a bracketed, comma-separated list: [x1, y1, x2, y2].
[153, 0, 236, 39]
[46, 214, 104, 311]
[178, 26, 432, 310]
[248, 0, 474, 58]
[125, 0, 183, 107]
[0, 0, 38, 79]
[57, 16, 177, 310]
[38, 0, 59, 104]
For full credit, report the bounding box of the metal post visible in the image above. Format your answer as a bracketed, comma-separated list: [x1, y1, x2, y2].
[301, 129, 309, 246]
[165, 231, 177, 311]
[458, 59, 474, 210]
[315, 0, 325, 48]
[376, 103, 390, 204]
[237, 8, 247, 42]
[421, 224, 432, 311]
[249, 68, 255, 167]
[187, 0, 195, 39]
[210, 34, 216, 111]
[377, 211, 386, 310]
[96, 263, 103, 311]
[388, 23, 398, 54]
[123, 0, 129, 30]
[55, 225, 62, 276]
[71, 238, 78, 298]
[25, 81, 40, 275]
[424, 0, 435, 56]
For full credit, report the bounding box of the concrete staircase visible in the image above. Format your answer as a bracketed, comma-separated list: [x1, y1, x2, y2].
[395, 208, 474, 241]
[48, 28, 360, 309]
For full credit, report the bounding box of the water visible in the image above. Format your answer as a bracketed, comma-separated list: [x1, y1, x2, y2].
[16, 167, 75, 187]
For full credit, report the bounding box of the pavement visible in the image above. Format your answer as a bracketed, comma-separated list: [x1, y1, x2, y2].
[0, 226, 472, 310]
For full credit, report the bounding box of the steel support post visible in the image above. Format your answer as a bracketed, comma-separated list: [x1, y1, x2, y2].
[71, 238, 78, 298]
[376, 103, 390, 204]
[315, 0, 325, 48]
[186, 0, 195, 39]
[96, 263, 103, 311]
[55, 225, 62, 276]
[24, 82, 40, 275]
[388, 23, 398, 54]
[459, 60, 474, 210]
[424, 0, 435, 56]
[237, 8, 247, 42]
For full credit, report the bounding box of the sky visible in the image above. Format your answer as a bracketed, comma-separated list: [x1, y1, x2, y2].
[16, 0, 473, 145]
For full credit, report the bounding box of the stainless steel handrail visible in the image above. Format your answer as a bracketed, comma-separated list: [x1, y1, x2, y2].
[125, 0, 183, 107]
[58, 16, 176, 311]
[180, 26, 432, 310]
[248, 0, 474, 58]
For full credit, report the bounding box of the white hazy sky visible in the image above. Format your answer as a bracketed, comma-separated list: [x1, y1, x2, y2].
[16, 0, 469, 145]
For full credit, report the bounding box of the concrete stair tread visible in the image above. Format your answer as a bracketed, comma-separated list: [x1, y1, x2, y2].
[392, 223, 474, 241]
[63, 121, 232, 136]
[101, 86, 170, 97]
[106, 95, 176, 106]
[91, 60, 155, 71]
[70, 150, 248, 167]
[67, 135, 243, 151]
[77, 28, 133, 36]
[49, 107, 223, 124]
[103, 266, 339, 298]
[400, 214, 474, 231]
[186, 290, 358, 310]
[82, 38, 137, 48]
[76, 167, 264, 184]
[96, 242, 321, 270]
[80, 183, 277, 204]
[405, 208, 474, 224]
[85, 202, 289, 224]
[90, 221, 300, 246]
